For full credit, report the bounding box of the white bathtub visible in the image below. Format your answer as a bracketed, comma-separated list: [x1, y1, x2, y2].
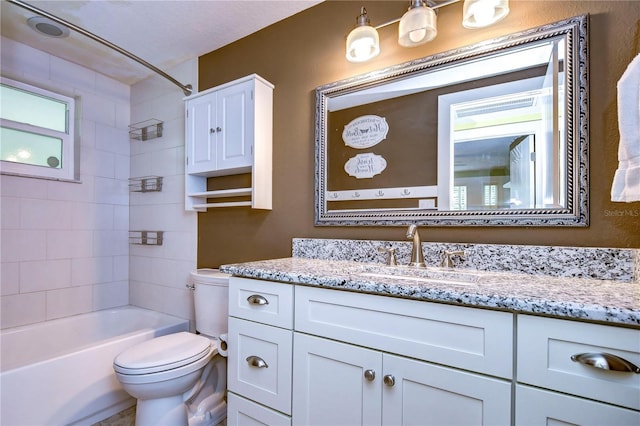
[0, 306, 189, 425]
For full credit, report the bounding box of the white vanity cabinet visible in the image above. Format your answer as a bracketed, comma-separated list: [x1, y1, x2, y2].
[184, 74, 273, 211]
[516, 315, 640, 425]
[293, 285, 513, 426]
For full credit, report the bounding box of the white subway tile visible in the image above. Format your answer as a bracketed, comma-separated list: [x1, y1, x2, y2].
[20, 199, 73, 230]
[0, 37, 51, 83]
[96, 123, 129, 156]
[50, 56, 96, 93]
[1, 262, 20, 296]
[1, 197, 21, 229]
[20, 259, 71, 293]
[0, 174, 48, 199]
[47, 230, 94, 260]
[113, 205, 129, 231]
[71, 256, 114, 286]
[1, 292, 46, 329]
[129, 280, 163, 312]
[160, 286, 193, 320]
[47, 176, 94, 202]
[1, 230, 47, 262]
[112, 255, 129, 281]
[93, 280, 129, 310]
[46, 285, 92, 320]
[82, 91, 116, 126]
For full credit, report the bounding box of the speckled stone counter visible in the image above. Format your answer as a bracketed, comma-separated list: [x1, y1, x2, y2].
[220, 257, 640, 327]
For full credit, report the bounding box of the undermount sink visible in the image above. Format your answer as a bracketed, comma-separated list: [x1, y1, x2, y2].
[356, 267, 481, 287]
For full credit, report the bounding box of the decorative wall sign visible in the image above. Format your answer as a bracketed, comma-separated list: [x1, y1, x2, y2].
[344, 153, 387, 179]
[342, 115, 389, 149]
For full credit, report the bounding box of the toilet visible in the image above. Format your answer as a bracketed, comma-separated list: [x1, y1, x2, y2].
[113, 269, 229, 426]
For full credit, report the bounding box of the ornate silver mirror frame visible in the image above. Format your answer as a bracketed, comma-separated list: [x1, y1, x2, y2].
[315, 15, 588, 226]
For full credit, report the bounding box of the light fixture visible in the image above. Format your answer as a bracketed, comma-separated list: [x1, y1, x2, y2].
[346, 7, 380, 63]
[27, 16, 70, 38]
[398, 0, 437, 47]
[462, 0, 510, 28]
[345, 0, 510, 62]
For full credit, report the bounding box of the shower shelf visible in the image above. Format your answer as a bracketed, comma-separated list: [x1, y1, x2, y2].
[129, 231, 163, 246]
[129, 119, 163, 141]
[129, 176, 163, 193]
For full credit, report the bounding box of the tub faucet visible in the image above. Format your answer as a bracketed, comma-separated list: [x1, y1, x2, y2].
[406, 224, 425, 267]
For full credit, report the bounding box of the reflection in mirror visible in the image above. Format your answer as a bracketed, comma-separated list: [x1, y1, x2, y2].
[315, 15, 588, 226]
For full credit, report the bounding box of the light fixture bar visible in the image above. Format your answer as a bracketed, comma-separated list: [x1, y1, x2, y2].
[374, 0, 461, 29]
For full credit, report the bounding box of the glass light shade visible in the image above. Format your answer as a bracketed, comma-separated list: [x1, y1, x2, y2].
[398, 5, 437, 47]
[346, 25, 380, 62]
[462, 0, 510, 29]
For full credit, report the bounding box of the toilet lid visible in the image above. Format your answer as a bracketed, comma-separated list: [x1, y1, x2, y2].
[113, 332, 212, 375]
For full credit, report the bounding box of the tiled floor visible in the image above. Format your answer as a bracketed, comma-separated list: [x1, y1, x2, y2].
[93, 406, 227, 426]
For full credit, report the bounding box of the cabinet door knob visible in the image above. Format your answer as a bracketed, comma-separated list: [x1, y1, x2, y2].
[571, 352, 640, 373]
[247, 294, 269, 305]
[246, 355, 269, 368]
[210, 128, 215, 134]
[363, 369, 376, 381]
[383, 374, 395, 386]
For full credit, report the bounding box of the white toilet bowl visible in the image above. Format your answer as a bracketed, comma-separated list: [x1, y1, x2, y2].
[113, 331, 219, 426]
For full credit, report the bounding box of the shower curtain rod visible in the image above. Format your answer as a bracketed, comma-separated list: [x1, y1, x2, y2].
[7, 0, 193, 96]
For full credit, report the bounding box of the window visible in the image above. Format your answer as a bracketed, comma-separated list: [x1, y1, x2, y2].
[452, 185, 467, 210]
[483, 184, 498, 207]
[1, 77, 77, 180]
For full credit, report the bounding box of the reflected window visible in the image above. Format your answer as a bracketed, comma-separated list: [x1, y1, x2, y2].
[1, 77, 76, 180]
[452, 185, 467, 210]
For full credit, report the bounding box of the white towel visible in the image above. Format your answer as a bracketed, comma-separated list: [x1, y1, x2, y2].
[611, 52, 640, 202]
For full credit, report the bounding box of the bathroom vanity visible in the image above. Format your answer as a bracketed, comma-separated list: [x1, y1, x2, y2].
[221, 252, 640, 426]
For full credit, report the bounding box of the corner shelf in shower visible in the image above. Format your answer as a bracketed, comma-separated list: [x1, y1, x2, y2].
[129, 176, 163, 192]
[129, 231, 163, 246]
[129, 119, 163, 141]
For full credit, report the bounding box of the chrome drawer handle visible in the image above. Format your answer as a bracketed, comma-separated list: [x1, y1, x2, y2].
[246, 355, 268, 368]
[571, 352, 640, 373]
[246, 294, 269, 305]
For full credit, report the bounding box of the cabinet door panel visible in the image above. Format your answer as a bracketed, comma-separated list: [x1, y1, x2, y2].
[293, 333, 382, 426]
[228, 317, 293, 414]
[382, 354, 511, 426]
[516, 385, 640, 425]
[217, 82, 253, 171]
[186, 96, 215, 174]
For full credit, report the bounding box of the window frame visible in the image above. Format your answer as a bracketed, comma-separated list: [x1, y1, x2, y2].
[1, 77, 77, 181]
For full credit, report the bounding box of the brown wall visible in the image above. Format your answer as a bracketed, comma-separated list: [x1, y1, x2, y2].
[197, 0, 640, 267]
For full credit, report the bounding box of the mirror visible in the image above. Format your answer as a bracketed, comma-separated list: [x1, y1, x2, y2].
[315, 15, 588, 226]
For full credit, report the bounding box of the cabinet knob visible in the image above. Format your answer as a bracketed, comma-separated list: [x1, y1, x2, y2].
[247, 294, 269, 306]
[209, 127, 222, 133]
[383, 374, 396, 386]
[246, 355, 269, 368]
[363, 369, 376, 381]
[571, 352, 640, 373]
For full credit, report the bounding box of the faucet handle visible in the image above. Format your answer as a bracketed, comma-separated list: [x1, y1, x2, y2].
[441, 250, 465, 268]
[377, 246, 397, 266]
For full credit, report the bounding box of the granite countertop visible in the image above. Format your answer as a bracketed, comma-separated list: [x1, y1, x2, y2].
[220, 257, 640, 327]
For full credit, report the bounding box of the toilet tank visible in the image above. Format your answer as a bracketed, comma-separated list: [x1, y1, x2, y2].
[190, 269, 230, 338]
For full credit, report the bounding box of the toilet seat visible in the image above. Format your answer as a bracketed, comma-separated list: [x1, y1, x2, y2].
[114, 332, 212, 375]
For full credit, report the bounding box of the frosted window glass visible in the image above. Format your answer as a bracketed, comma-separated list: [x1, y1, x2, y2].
[0, 127, 63, 168]
[0, 84, 67, 132]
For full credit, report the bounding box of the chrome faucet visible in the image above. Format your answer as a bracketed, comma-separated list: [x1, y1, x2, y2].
[441, 250, 465, 268]
[406, 224, 425, 267]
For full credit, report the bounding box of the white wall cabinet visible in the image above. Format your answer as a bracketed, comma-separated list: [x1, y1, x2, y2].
[184, 74, 273, 211]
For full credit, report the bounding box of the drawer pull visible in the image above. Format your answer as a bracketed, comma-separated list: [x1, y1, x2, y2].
[570, 352, 640, 373]
[247, 294, 269, 306]
[246, 355, 269, 368]
[364, 369, 376, 381]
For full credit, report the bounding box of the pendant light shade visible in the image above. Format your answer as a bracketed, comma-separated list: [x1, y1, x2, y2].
[462, 0, 510, 29]
[398, 0, 437, 47]
[346, 7, 380, 62]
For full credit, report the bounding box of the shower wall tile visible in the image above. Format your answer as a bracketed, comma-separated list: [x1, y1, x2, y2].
[0, 37, 131, 329]
[46, 285, 93, 320]
[129, 58, 198, 324]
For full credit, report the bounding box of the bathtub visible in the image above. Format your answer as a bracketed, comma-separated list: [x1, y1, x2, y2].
[0, 306, 189, 425]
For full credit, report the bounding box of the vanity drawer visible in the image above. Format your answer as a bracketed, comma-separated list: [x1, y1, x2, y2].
[227, 393, 291, 426]
[229, 277, 293, 328]
[228, 317, 293, 414]
[294, 285, 513, 378]
[517, 315, 640, 410]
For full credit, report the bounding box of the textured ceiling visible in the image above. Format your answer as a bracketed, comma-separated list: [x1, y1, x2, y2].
[1, 0, 322, 85]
